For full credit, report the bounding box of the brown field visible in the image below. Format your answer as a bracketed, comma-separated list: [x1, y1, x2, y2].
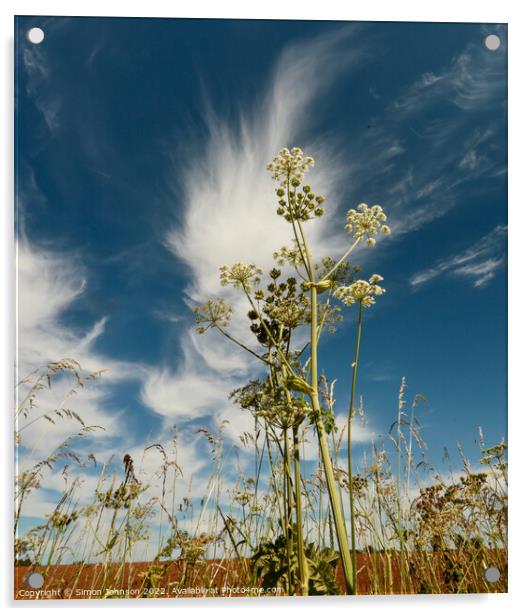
[15, 550, 507, 599]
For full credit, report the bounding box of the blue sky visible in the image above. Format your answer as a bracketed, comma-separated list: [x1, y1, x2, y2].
[15, 17, 507, 530]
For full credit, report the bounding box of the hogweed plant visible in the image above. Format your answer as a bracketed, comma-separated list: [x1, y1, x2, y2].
[14, 149, 507, 599]
[193, 146, 391, 594]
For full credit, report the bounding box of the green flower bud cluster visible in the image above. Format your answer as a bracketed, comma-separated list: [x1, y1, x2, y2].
[231, 378, 310, 429]
[248, 269, 308, 344]
[265, 299, 309, 329]
[177, 532, 215, 564]
[315, 256, 354, 284]
[275, 183, 326, 222]
[267, 147, 326, 222]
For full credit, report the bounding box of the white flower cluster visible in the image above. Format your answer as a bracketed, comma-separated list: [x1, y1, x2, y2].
[220, 263, 263, 292]
[265, 299, 308, 329]
[192, 298, 233, 334]
[266, 147, 315, 187]
[334, 275, 385, 308]
[345, 203, 390, 247]
[273, 241, 307, 268]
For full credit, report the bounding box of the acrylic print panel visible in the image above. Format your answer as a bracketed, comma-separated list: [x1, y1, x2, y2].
[14, 16, 507, 600]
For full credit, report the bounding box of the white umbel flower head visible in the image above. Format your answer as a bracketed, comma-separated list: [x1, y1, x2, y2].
[266, 146, 315, 187]
[192, 298, 233, 334]
[345, 203, 391, 245]
[334, 275, 385, 308]
[220, 263, 263, 292]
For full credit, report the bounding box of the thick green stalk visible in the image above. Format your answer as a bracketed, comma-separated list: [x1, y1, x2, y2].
[279, 354, 309, 596]
[265, 430, 287, 539]
[295, 218, 354, 593]
[309, 286, 354, 594]
[293, 425, 309, 596]
[347, 303, 363, 593]
[283, 428, 294, 594]
[294, 217, 354, 594]
[311, 396, 354, 593]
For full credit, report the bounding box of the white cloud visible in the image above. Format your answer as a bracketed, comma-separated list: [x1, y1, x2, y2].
[459, 149, 481, 170]
[23, 46, 62, 133]
[454, 257, 505, 288]
[143, 27, 368, 423]
[165, 27, 364, 301]
[141, 365, 239, 421]
[16, 240, 130, 380]
[410, 225, 506, 288]
[352, 41, 506, 241]
[393, 40, 505, 115]
[15, 239, 141, 482]
[16, 241, 86, 339]
[217, 404, 258, 447]
[16, 384, 118, 458]
[14, 239, 254, 531]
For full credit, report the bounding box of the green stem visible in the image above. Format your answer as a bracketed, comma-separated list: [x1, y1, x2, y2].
[266, 429, 286, 539]
[320, 237, 361, 283]
[311, 399, 354, 593]
[283, 427, 294, 594]
[316, 292, 332, 343]
[293, 425, 309, 596]
[216, 326, 272, 366]
[347, 302, 363, 594]
[296, 218, 354, 594]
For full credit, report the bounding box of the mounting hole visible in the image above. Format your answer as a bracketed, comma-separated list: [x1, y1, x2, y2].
[27, 27, 45, 45]
[484, 34, 501, 51]
[484, 566, 500, 583]
[27, 572, 45, 589]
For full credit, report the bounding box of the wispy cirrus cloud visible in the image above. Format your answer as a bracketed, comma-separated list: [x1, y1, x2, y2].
[20, 18, 77, 135]
[142, 27, 369, 422]
[14, 239, 214, 533]
[165, 25, 365, 300]
[337, 32, 506, 243]
[22, 45, 62, 133]
[392, 35, 506, 115]
[145, 26, 507, 427]
[15, 238, 144, 459]
[409, 225, 507, 288]
[16, 239, 131, 381]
